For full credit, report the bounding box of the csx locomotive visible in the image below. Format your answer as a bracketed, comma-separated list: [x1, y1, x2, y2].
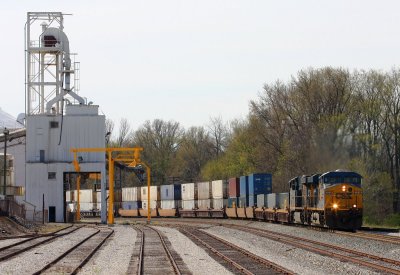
[288, 170, 363, 230]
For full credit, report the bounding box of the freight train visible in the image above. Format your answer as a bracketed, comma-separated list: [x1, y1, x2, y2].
[68, 170, 363, 230]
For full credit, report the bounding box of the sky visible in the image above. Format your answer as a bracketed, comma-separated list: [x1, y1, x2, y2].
[1, 1, 400, 132]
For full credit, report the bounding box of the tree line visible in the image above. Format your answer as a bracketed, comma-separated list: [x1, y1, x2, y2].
[108, 67, 400, 225]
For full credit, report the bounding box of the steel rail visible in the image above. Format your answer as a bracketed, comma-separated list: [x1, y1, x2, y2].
[0, 225, 84, 261]
[144, 225, 182, 275]
[178, 226, 294, 275]
[136, 226, 144, 275]
[32, 228, 102, 275]
[0, 224, 74, 240]
[336, 230, 400, 245]
[224, 224, 400, 275]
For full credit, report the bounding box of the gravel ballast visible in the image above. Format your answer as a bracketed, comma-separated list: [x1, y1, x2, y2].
[153, 225, 233, 275]
[79, 225, 136, 275]
[202, 225, 379, 275]
[0, 227, 98, 274]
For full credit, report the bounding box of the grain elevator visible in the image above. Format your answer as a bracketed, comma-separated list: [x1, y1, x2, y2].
[25, 12, 106, 223]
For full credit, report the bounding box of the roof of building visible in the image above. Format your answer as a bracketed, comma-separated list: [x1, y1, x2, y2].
[0, 108, 24, 130]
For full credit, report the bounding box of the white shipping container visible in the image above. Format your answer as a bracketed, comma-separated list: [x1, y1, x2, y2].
[197, 199, 211, 209]
[211, 180, 228, 199]
[142, 200, 158, 209]
[66, 190, 71, 201]
[182, 200, 197, 210]
[79, 202, 94, 211]
[141, 186, 159, 201]
[278, 193, 289, 209]
[267, 193, 277, 209]
[197, 181, 211, 199]
[181, 183, 197, 200]
[122, 187, 141, 201]
[212, 198, 227, 209]
[257, 194, 268, 207]
[66, 190, 92, 203]
[161, 200, 181, 209]
[160, 184, 174, 200]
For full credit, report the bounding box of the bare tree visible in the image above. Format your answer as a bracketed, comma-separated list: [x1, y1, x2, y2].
[117, 118, 131, 147]
[207, 116, 228, 157]
[105, 118, 114, 146]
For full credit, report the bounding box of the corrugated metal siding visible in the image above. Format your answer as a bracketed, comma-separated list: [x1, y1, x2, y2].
[211, 180, 228, 199]
[228, 178, 240, 198]
[197, 181, 211, 199]
[26, 115, 105, 163]
[122, 187, 140, 201]
[181, 183, 197, 200]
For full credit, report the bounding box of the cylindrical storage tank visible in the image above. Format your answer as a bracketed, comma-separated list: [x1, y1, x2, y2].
[182, 200, 197, 210]
[161, 200, 181, 209]
[181, 183, 197, 200]
[141, 186, 160, 201]
[257, 194, 268, 207]
[122, 187, 141, 201]
[211, 180, 228, 199]
[197, 181, 211, 199]
[198, 199, 211, 209]
[248, 173, 272, 195]
[212, 198, 227, 209]
[122, 201, 141, 210]
[228, 178, 240, 198]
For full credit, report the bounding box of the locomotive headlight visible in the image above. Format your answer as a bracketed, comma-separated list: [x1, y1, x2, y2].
[333, 203, 338, 209]
[353, 204, 357, 208]
[342, 185, 346, 192]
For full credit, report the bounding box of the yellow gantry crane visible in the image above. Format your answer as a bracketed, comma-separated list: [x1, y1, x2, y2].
[71, 147, 152, 224]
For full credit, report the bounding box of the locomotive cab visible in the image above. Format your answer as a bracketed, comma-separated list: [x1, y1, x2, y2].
[321, 171, 363, 230]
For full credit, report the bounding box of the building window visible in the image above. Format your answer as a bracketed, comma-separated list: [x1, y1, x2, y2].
[48, 172, 56, 180]
[40, 150, 45, 162]
[50, 121, 59, 128]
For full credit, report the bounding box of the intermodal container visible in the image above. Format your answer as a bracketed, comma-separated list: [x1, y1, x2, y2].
[212, 198, 227, 209]
[227, 197, 238, 208]
[142, 200, 158, 210]
[278, 193, 289, 209]
[181, 183, 198, 200]
[257, 194, 268, 207]
[197, 181, 211, 199]
[182, 200, 198, 210]
[161, 200, 181, 209]
[197, 199, 211, 209]
[238, 197, 248, 208]
[239, 176, 249, 197]
[228, 178, 240, 198]
[160, 184, 181, 200]
[141, 186, 160, 201]
[122, 201, 141, 210]
[122, 187, 141, 201]
[248, 173, 272, 195]
[248, 195, 257, 207]
[211, 180, 228, 199]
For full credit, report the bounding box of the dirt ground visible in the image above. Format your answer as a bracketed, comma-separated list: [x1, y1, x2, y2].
[0, 216, 71, 237]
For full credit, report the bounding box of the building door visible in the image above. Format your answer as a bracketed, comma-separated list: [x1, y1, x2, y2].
[49, 206, 56, 222]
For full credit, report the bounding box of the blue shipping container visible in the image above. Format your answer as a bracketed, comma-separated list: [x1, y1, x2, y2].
[239, 176, 249, 197]
[248, 173, 272, 195]
[122, 201, 141, 210]
[227, 197, 238, 208]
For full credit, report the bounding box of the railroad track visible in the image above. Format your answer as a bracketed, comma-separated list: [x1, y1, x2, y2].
[129, 224, 188, 275]
[0, 225, 83, 261]
[0, 224, 75, 240]
[336, 230, 400, 245]
[33, 226, 114, 274]
[222, 224, 400, 275]
[174, 225, 293, 275]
